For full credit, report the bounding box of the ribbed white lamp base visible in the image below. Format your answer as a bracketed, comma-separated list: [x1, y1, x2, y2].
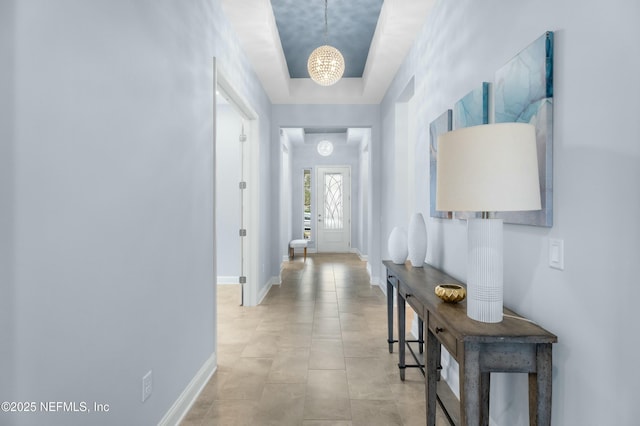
[467, 218, 503, 323]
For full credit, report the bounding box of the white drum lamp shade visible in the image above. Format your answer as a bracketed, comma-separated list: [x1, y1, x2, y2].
[436, 123, 540, 322]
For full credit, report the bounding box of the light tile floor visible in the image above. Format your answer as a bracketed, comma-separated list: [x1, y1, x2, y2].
[181, 254, 450, 426]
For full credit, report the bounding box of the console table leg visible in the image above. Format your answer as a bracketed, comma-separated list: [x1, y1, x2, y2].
[480, 372, 490, 426]
[418, 318, 424, 354]
[529, 343, 553, 426]
[397, 288, 406, 381]
[387, 278, 394, 353]
[425, 328, 440, 426]
[460, 343, 482, 426]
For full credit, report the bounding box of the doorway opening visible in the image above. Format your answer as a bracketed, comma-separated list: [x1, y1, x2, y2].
[214, 60, 259, 307]
[279, 127, 370, 261]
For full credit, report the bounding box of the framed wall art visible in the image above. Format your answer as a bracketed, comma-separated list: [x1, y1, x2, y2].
[494, 31, 554, 227]
[429, 109, 452, 219]
[453, 82, 490, 130]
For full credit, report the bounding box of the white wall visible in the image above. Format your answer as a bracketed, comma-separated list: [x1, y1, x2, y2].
[380, 0, 640, 424]
[0, 0, 16, 405]
[216, 104, 242, 280]
[2, 1, 271, 424]
[357, 130, 372, 257]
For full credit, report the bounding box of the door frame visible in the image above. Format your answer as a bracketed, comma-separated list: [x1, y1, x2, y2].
[214, 59, 260, 307]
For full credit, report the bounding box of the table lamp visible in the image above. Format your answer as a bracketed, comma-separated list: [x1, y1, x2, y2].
[436, 123, 541, 323]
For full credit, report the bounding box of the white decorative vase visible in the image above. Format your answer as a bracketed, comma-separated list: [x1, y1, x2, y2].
[388, 227, 408, 264]
[407, 213, 427, 267]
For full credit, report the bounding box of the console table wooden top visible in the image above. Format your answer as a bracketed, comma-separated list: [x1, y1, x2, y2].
[383, 260, 557, 344]
[383, 260, 557, 426]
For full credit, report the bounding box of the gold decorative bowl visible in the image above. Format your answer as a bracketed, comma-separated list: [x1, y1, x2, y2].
[435, 284, 466, 303]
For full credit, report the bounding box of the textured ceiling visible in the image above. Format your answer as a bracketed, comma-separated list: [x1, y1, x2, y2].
[270, 0, 384, 79]
[220, 0, 436, 103]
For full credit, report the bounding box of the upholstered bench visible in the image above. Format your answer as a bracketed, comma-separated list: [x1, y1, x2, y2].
[289, 239, 308, 261]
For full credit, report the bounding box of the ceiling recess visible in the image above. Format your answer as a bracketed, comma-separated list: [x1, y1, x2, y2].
[270, 0, 384, 79]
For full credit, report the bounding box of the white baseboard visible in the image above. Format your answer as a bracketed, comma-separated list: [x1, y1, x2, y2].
[257, 276, 279, 304]
[411, 316, 420, 340]
[217, 276, 239, 285]
[366, 262, 383, 291]
[372, 277, 383, 291]
[440, 350, 460, 399]
[270, 276, 282, 287]
[351, 248, 369, 262]
[349, 247, 368, 262]
[158, 351, 217, 426]
[257, 282, 271, 305]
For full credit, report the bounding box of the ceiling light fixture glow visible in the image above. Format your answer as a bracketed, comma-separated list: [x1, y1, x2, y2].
[307, 0, 344, 86]
[317, 140, 334, 156]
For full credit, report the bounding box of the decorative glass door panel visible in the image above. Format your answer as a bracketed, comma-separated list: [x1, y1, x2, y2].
[323, 173, 344, 230]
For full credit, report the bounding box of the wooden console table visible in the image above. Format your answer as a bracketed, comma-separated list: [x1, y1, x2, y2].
[384, 260, 557, 426]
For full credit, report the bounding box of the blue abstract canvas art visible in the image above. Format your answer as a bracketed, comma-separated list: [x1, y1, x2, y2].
[453, 82, 490, 130]
[494, 31, 554, 227]
[429, 109, 452, 219]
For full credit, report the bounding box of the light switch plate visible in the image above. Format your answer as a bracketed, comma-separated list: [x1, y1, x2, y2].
[549, 239, 564, 270]
[142, 370, 153, 402]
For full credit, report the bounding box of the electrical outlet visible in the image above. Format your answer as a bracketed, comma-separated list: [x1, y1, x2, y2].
[142, 370, 152, 402]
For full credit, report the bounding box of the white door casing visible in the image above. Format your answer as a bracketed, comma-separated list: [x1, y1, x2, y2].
[215, 59, 260, 306]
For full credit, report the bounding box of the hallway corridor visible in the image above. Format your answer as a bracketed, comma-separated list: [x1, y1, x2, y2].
[182, 254, 448, 425]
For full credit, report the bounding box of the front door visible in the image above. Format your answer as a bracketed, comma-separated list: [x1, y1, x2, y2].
[316, 166, 351, 253]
